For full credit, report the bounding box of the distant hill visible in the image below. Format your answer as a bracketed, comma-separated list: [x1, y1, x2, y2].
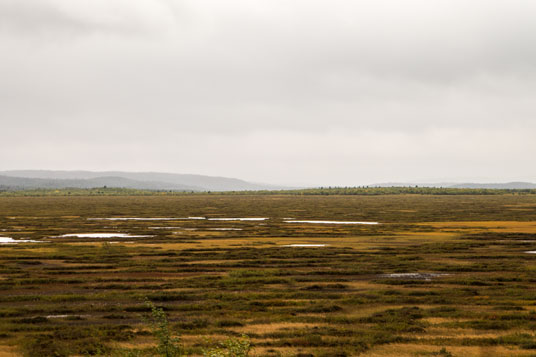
[0, 170, 289, 192]
[0, 175, 199, 191]
[371, 182, 536, 189]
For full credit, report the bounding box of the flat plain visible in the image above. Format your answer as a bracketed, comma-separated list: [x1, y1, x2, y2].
[1, 194, 536, 356]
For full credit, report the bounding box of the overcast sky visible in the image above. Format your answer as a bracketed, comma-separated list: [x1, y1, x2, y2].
[1, 0, 535, 186]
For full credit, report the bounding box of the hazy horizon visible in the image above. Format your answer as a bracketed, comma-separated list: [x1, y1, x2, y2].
[2, 169, 536, 189]
[2, 0, 535, 186]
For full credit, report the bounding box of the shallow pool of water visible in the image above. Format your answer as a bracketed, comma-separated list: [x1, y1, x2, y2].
[88, 217, 207, 221]
[88, 217, 177, 221]
[283, 244, 328, 247]
[0, 237, 42, 244]
[284, 220, 379, 225]
[45, 314, 88, 319]
[379, 273, 448, 280]
[208, 218, 268, 221]
[207, 228, 243, 231]
[55, 233, 152, 238]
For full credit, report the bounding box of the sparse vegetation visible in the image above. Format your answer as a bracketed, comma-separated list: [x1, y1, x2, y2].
[2, 194, 536, 355]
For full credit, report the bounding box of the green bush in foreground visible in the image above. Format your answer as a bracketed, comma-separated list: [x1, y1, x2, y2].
[118, 300, 251, 357]
[143, 300, 184, 357]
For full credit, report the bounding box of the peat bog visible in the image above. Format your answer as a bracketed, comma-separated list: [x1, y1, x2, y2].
[1, 194, 536, 356]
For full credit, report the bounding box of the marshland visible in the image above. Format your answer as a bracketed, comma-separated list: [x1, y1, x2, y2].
[1, 192, 536, 356]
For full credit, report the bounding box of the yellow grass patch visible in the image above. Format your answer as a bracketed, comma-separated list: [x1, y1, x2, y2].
[344, 281, 383, 289]
[181, 259, 244, 265]
[420, 221, 536, 234]
[231, 322, 324, 335]
[427, 257, 473, 266]
[343, 305, 441, 319]
[0, 345, 19, 357]
[392, 231, 460, 241]
[422, 317, 476, 325]
[418, 327, 527, 339]
[362, 343, 533, 357]
[19, 247, 56, 254]
[112, 335, 154, 350]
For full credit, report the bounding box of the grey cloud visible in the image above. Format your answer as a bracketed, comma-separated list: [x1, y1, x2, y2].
[0, 0, 90, 34]
[0, 0, 181, 37]
[1, 0, 535, 185]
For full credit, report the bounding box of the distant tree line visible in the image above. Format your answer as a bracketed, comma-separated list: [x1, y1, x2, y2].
[218, 186, 536, 196]
[2, 186, 536, 197]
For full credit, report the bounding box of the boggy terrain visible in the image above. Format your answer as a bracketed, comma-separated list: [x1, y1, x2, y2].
[1, 194, 536, 356]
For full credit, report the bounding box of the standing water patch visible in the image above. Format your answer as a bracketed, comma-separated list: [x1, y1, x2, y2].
[284, 220, 379, 225]
[54, 233, 153, 238]
[0, 237, 42, 244]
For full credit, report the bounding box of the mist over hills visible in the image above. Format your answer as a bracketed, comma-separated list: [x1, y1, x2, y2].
[0, 175, 200, 191]
[1, 170, 534, 192]
[0, 170, 288, 192]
